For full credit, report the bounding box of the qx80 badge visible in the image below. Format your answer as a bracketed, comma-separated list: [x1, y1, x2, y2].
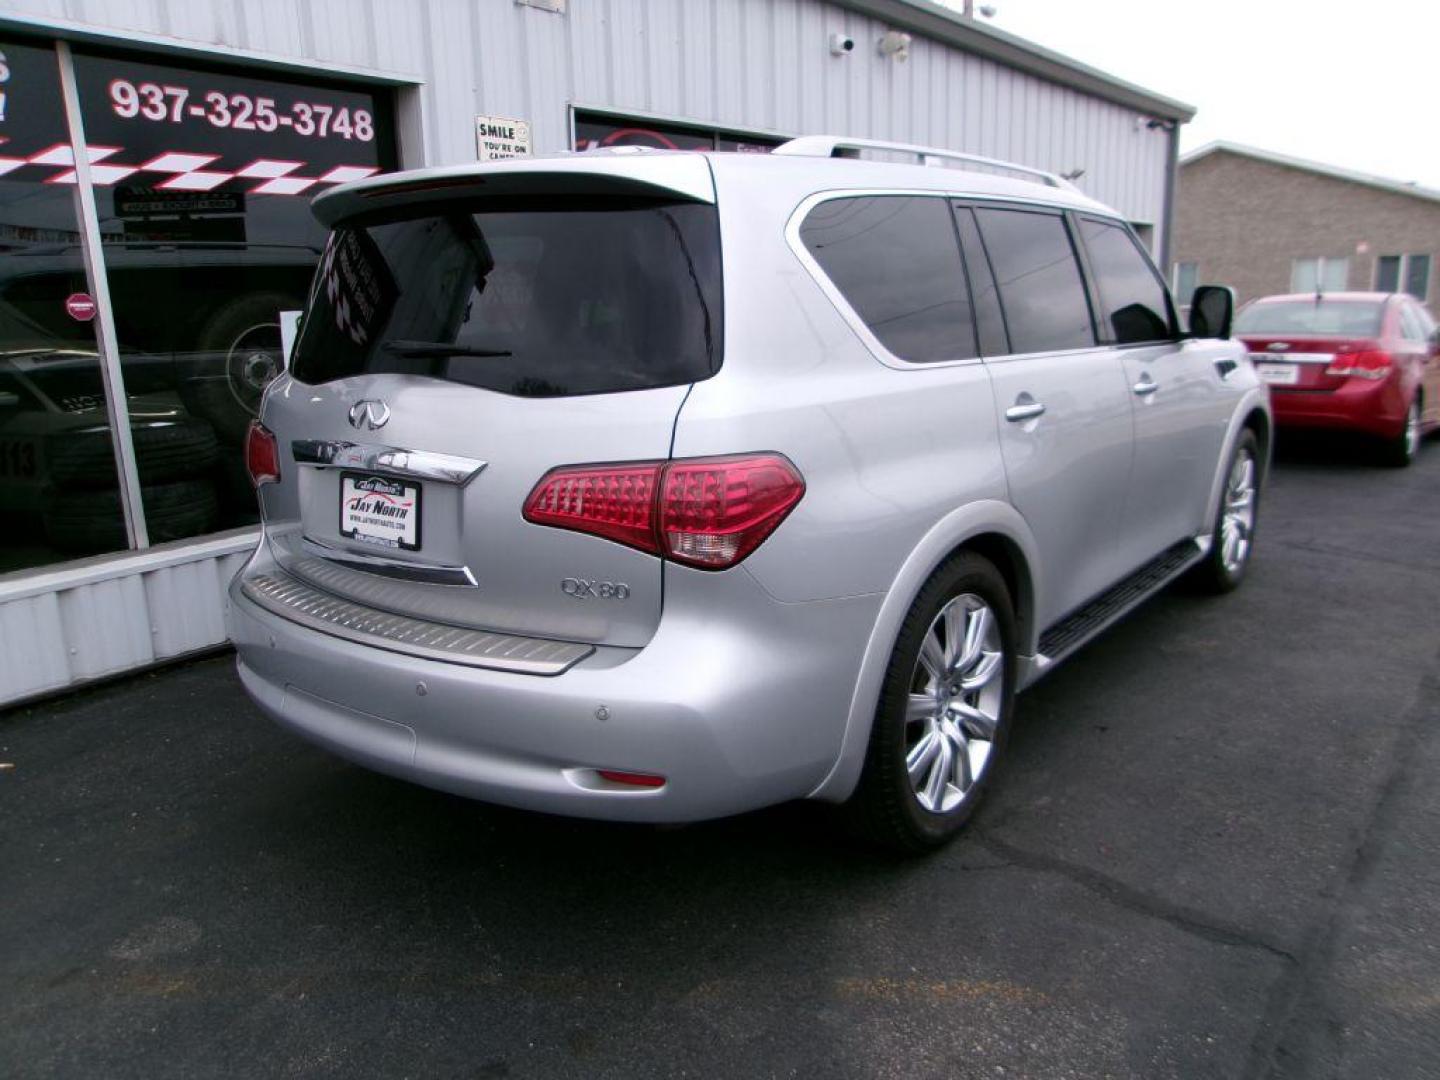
[561, 578, 631, 600]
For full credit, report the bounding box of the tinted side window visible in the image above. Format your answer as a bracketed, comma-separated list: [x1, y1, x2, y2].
[974, 208, 1095, 354]
[800, 196, 976, 363]
[1079, 219, 1174, 344]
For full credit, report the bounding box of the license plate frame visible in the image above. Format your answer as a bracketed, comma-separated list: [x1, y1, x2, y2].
[339, 472, 422, 551]
[1254, 361, 1300, 386]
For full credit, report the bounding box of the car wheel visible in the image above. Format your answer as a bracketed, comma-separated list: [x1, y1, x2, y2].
[1382, 396, 1422, 468]
[1190, 429, 1260, 594]
[846, 552, 1017, 854]
[180, 292, 300, 445]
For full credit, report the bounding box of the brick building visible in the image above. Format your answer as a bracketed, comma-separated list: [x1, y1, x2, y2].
[1172, 141, 1440, 310]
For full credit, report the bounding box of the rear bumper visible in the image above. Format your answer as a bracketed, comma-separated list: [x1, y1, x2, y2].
[1270, 376, 1409, 438]
[227, 557, 883, 823]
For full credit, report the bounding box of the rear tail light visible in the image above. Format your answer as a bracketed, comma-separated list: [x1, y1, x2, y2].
[245, 420, 281, 487]
[1326, 347, 1392, 380]
[523, 453, 804, 570]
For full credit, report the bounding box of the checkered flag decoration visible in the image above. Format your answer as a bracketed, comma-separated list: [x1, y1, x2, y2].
[320, 240, 370, 347]
[0, 143, 379, 195]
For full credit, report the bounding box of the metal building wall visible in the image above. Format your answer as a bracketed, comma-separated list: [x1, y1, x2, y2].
[2, 0, 1173, 227]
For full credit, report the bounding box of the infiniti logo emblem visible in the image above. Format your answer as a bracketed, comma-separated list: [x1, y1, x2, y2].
[348, 399, 391, 431]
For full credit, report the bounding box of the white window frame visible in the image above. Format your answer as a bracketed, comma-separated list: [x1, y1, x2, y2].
[1374, 253, 1432, 301]
[1291, 256, 1348, 293]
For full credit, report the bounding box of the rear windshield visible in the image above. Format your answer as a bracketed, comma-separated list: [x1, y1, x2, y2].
[291, 196, 722, 396]
[1234, 299, 1383, 337]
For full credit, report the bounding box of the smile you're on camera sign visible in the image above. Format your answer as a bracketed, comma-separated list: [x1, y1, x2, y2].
[474, 115, 531, 161]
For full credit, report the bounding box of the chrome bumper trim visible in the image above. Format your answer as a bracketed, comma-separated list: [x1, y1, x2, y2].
[238, 570, 593, 675]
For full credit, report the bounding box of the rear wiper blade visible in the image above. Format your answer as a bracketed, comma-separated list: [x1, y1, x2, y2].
[381, 340, 512, 358]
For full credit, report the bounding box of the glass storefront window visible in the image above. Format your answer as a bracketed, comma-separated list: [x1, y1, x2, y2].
[66, 48, 395, 544]
[574, 111, 780, 153]
[0, 38, 129, 572]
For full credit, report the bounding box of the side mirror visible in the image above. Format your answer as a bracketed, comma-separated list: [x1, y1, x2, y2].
[1189, 285, 1235, 340]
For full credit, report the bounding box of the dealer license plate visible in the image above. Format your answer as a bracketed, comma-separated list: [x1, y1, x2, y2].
[1254, 361, 1300, 386]
[339, 472, 421, 550]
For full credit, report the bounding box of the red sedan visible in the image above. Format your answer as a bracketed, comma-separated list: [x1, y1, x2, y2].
[1236, 291, 1440, 466]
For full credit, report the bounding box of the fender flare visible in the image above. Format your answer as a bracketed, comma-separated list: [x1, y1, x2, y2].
[806, 499, 1042, 803]
[1204, 388, 1272, 529]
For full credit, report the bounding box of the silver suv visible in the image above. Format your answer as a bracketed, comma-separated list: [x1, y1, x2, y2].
[228, 137, 1269, 851]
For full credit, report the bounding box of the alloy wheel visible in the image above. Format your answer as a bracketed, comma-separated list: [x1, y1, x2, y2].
[904, 594, 1004, 814]
[1220, 449, 1256, 574]
[1405, 398, 1422, 461]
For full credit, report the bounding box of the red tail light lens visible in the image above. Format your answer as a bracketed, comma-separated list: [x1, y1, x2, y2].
[659, 455, 806, 568]
[245, 420, 280, 487]
[523, 453, 805, 570]
[522, 462, 661, 554]
[1326, 348, 1392, 380]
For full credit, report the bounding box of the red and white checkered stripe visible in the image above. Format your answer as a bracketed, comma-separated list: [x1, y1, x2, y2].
[0, 143, 379, 195]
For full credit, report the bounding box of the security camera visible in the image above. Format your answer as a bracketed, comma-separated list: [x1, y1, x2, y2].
[829, 32, 855, 56]
[877, 30, 912, 61]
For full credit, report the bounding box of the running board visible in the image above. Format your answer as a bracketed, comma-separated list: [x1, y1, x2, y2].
[1030, 537, 1207, 680]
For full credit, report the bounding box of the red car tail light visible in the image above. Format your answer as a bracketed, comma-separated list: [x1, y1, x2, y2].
[522, 462, 662, 554]
[659, 454, 806, 568]
[523, 453, 805, 570]
[1326, 347, 1392, 380]
[245, 420, 281, 487]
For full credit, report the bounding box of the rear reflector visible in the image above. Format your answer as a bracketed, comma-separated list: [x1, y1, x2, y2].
[245, 420, 280, 487]
[523, 453, 804, 570]
[596, 769, 666, 788]
[1326, 348, 1392, 380]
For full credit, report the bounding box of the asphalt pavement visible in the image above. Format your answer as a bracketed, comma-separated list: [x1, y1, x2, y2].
[4, 435, 1440, 1079]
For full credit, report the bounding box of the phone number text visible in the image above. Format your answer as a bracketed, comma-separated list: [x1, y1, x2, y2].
[108, 79, 375, 142]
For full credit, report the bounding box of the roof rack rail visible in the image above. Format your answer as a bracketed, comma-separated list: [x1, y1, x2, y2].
[772, 135, 1074, 190]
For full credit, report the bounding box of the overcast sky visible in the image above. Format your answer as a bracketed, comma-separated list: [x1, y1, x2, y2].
[938, 0, 1440, 188]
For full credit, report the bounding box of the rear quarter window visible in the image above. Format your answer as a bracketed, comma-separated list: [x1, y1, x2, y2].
[291, 196, 722, 397]
[798, 195, 977, 363]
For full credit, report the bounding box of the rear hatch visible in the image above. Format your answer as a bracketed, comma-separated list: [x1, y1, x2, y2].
[258, 155, 722, 648]
[1236, 296, 1386, 392]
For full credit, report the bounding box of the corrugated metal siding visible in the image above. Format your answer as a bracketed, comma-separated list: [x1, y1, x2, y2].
[0, 533, 255, 708]
[5, 0, 1172, 226]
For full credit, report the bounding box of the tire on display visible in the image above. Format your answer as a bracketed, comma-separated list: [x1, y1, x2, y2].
[45, 417, 219, 490]
[1189, 428, 1261, 594]
[42, 479, 219, 553]
[846, 551, 1017, 854]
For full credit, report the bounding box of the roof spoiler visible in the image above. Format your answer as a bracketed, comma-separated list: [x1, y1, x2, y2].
[311, 151, 716, 226]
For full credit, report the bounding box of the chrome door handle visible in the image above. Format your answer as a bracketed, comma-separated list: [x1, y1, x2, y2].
[1005, 401, 1047, 422]
[1132, 377, 1159, 396]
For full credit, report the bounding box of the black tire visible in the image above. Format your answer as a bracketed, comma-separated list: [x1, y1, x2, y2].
[42, 479, 219, 553]
[180, 291, 300, 445]
[845, 552, 1018, 854]
[1189, 429, 1261, 594]
[1382, 396, 1421, 468]
[45, 417, 218, 490]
